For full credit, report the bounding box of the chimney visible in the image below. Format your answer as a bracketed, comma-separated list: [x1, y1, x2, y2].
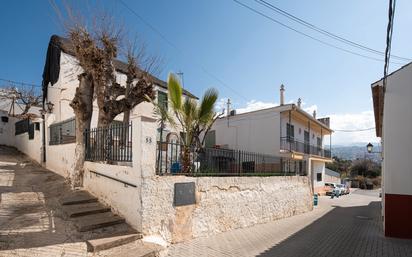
[280, 84, 285, 105]
[313, 110, 317, 119]
[297, 98, 302, 108]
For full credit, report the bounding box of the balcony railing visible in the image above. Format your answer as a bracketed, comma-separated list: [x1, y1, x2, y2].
[280, 137, 331, 158]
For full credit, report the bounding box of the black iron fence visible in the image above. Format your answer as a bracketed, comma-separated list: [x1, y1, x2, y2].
[156, 141, 304, 176]
[280, 137, 331, 158]
[49, 118, 76, 145]
[15, 119, 29, 135]
[84, 123, 132, 163]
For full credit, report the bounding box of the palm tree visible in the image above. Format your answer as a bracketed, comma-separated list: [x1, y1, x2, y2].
[154, 73, 219, 173]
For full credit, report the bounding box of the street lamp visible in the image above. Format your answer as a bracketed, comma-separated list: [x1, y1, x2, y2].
[366, 142, 381, 154]
[46, 101, 54, 113]
[366, 142, 374, 153]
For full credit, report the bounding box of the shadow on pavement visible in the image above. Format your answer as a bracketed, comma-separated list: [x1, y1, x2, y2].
[257, 201, 412, 257]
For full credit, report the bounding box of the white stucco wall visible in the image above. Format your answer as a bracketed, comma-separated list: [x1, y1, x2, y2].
[83, 162, 141, 230]
[381, 63, 412, 196]
[211, 109, 281, 155]
[0, 111, 16, 147]
[311, 160, 325, 189]
[280, 112, 326, 148]
[0, 113, 43, 163]
[140, 175, 312, 243]
[211, 107, 329, 157]
[14, 128, 42, 163]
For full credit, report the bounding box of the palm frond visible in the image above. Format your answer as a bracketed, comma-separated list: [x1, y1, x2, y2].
[198, 88, 218, 124]
[146, 94, 176, 128]
[167, 73, 183, 112]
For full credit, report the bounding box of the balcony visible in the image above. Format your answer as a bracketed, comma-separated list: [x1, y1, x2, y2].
[280, 137, 331, 159]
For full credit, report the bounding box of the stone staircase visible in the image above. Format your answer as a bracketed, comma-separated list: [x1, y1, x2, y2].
[60, 190, 163, 255]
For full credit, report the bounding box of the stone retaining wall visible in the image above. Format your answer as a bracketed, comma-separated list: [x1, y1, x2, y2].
[141, 175, 312, 243]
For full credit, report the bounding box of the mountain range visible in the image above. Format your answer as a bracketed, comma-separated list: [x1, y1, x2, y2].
[331, 143, 381, 162]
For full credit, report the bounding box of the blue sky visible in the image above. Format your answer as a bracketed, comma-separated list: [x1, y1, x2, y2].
[0, 0, 411, 144]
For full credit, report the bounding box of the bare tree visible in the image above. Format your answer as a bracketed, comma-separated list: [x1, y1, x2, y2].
[66, 26, 98, 187]
[0, 86, 41, 117]
[58, 7, 159, 186]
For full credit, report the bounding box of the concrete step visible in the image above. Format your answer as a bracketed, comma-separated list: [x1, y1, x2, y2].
[62, 202, 111, 218]
[60, 190, 98, 205]
[74, 212, 125, 232]
[97, 240, 164, 257]
[86, 233, 142, 252]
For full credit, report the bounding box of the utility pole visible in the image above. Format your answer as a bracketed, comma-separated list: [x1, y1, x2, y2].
[227, 98, 231, 127]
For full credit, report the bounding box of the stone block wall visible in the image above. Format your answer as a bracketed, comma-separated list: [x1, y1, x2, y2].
[141, 175, 312, 243]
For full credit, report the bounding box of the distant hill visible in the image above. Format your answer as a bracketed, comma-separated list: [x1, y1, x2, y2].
[332, 144, 381, 162]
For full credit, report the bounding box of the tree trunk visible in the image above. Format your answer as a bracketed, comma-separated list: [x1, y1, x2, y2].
[70, 73, 94, 188]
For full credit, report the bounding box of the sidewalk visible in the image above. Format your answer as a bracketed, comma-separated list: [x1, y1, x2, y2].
[0, 146, 87, 257]
[166, 190, 412, 257]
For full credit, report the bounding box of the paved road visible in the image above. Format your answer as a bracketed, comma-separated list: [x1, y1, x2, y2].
[167, 189, 412, 257]
[1, 146, 411, 257]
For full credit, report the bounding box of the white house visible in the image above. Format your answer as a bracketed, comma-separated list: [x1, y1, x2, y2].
[371, 62, 412, 239]
[209, 85, 333, 194]
[0, 35, 316, 244]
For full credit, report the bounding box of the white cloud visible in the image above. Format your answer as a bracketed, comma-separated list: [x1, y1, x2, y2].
[236, 100, 278, 114]
[302, 104, 318, 115]
[327, 110, 379, 145]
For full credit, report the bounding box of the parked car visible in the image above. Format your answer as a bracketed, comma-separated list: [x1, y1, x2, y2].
[325, 183, 337, 196]
[336, 184, 346, 195]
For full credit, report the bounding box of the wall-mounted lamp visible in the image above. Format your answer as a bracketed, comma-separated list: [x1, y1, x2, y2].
[46, 101, 54, 113]
[366, 142, 381, 154]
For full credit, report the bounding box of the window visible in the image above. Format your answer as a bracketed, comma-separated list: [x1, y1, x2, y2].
[205, 130, 216, 148]
[15, 119, 29, 135]
[286, 123, 294, 140]
[49, 118, 75, 145]
[28, 123, 35, 140]
[317, 173, 322, 182]
[158, 91, 168, 110]
[317, 137, 322, 148]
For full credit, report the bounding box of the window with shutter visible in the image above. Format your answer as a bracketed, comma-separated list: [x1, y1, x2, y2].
[286, 123, 294, 141]
[158, 91, 168, 110]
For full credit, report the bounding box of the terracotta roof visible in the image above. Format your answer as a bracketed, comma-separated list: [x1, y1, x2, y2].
[50, 35, 198, 99]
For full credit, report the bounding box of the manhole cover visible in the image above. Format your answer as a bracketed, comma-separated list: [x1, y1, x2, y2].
[356, 215, 372, 220]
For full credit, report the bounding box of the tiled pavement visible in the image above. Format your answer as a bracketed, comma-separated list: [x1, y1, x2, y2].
[0, 147, 88, 257]
[167, 190, 412, 257]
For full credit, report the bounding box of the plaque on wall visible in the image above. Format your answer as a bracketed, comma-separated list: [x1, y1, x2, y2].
[174, 182, 196, 206]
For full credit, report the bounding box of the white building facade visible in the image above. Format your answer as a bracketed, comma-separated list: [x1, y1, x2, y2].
[210, 87, 333, 194]
[371, 62, 412, 239]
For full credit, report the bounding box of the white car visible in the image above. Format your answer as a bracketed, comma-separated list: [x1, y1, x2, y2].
[335, 184, 346, 195]
[325, 183, 338, 196]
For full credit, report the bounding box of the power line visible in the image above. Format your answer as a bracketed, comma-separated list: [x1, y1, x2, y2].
[255, 0, 410, 62]
[0, 78, 41, 88]
[232, 0, 405, 65]
[383, 0, 396, 91]
[119, 0, 249, 101]
[333, 127, 375, 132]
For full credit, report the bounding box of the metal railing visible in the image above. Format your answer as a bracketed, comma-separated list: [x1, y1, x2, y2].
[15, 119, 29, 135]
[84, 123, 132, 163]
[156, 141, 304, 176]
[280, 137, 331, 158]
[49, 118, 76, 145]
